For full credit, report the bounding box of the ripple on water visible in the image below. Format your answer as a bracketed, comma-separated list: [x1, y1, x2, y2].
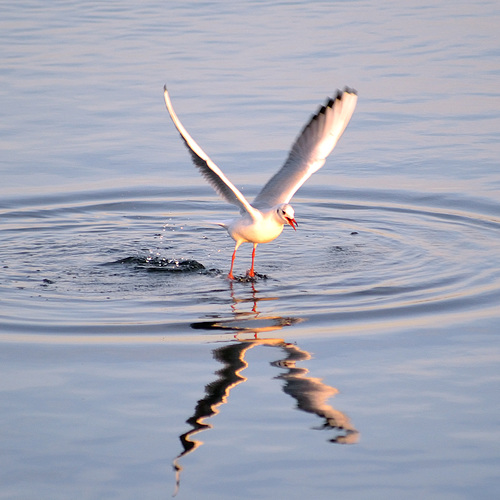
[1, 186, 499, 340]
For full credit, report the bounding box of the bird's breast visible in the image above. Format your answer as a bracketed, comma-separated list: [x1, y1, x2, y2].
[228, 214, 284, 244]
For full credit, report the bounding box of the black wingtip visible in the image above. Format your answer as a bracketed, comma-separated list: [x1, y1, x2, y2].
[329, 87, 357, 104]
[343, 86, 358, 95]
[163, 84, 168, 92]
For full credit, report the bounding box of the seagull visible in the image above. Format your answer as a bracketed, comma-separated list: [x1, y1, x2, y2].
[163, 85, 357, 280]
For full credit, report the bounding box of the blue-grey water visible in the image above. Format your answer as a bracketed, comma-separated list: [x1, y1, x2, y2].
[1, 1, 500, 499]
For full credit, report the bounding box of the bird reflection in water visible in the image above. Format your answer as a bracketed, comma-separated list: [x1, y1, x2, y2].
[173, 282, 358, 495]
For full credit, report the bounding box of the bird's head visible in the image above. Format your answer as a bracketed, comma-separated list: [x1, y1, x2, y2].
[277, 204, 298, 230]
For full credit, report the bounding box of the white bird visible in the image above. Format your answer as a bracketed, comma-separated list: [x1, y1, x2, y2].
[163, 85, 357, 280]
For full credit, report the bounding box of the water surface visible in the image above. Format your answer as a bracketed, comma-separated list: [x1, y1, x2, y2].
[1, 1, 499, 499]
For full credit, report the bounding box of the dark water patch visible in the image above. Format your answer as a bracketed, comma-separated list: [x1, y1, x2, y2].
[106, 255, 206, 273]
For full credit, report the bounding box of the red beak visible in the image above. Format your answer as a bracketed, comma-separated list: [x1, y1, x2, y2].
[286, 217, 298, 231]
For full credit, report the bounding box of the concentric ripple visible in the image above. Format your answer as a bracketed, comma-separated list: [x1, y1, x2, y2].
[1, 186, 499, 340]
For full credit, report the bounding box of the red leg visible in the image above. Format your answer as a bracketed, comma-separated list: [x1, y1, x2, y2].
[247, 244, 257, 278]
[228, 242, 241, 280]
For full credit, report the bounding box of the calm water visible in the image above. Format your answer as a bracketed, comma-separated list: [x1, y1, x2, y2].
[1, 1, 500, 499]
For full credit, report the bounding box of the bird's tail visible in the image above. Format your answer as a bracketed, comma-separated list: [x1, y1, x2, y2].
[203, 220, 230, 229]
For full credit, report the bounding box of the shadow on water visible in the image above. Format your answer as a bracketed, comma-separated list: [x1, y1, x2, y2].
[172, 282, 359, 496]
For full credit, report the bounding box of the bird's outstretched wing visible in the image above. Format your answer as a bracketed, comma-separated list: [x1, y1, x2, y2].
[253, 88, 357, 209]
[163, 86, 257, 217]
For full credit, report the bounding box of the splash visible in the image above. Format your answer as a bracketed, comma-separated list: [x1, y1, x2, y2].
[107, 255, 205, 273]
